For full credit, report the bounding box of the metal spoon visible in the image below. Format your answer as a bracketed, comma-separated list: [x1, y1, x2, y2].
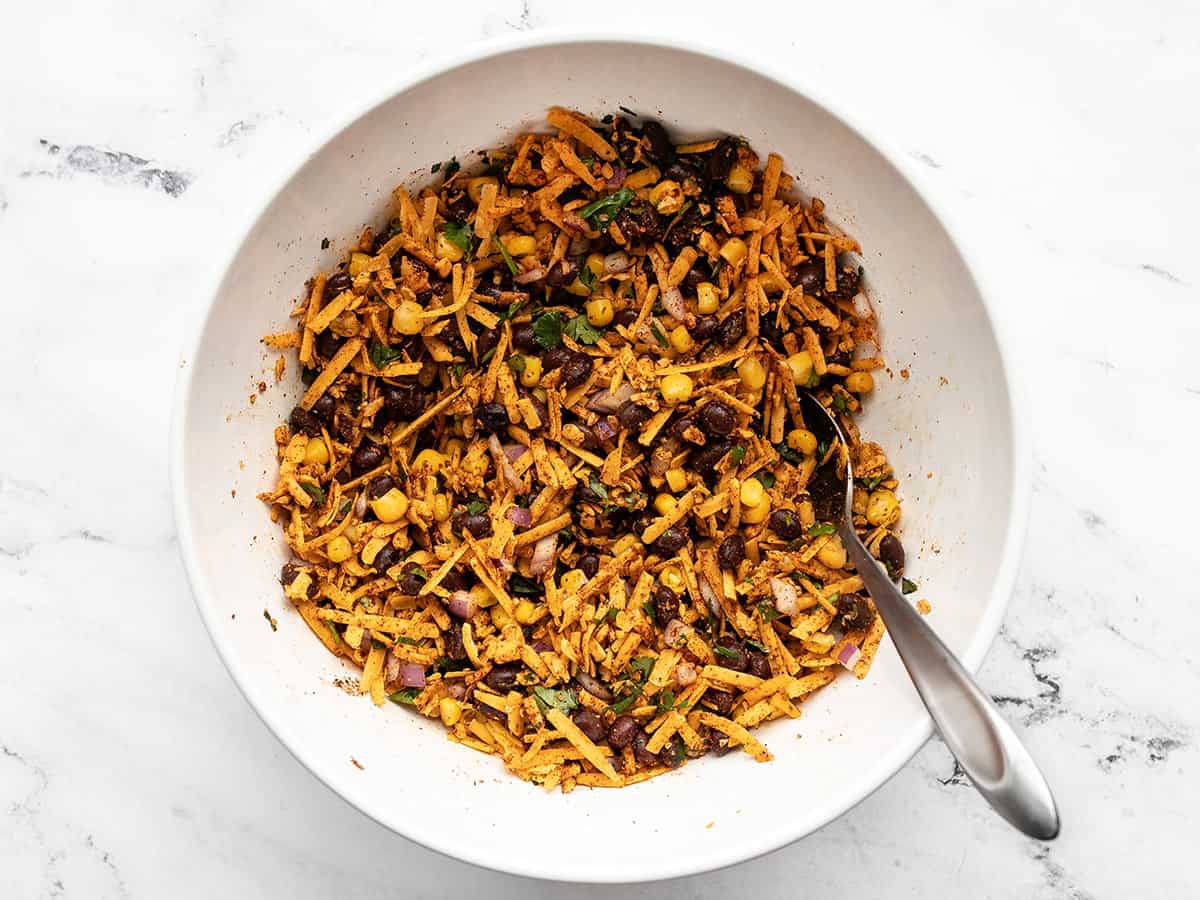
[801, 392, 1060, 840]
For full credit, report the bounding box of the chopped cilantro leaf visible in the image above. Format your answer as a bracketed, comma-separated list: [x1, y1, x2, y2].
[649, 321, 669, 348]
[805, 370, 821, 388]
[443, 220, 474, 255]
[532, 311, 564, 350]
[464, 499, 489, 516]
[578, 264, 597, 293]
[299, 482, 325, 505]
[610, 692, 639, 714]
[655, 689, 677, 714]
[394, 636, 418, 646]
[713, 645, 741, 661]
[630, 656, 655, 682]
[587, 474, 609, 502]
[320, 237, 330, 250]
[744, 638, 769, 653]
[434, 656, 472, 674]
[532, 685, 578, 715]
[729, 444, 747, 465]
[808, 523, 836, 537]
[775, 442, 803, 464]
[832, 393, 848, 412]
[502, 296, 528, 321]
[754, 471, 775, 489]
[389, 687, 420, 705]
[902, 578, 919, 595]
[510, 574, 543, 596]
[506, 354, 526, 377]
[338, 499, 353, 516]
[564, 313, 602, 345]
[578, 187, 635, 227]
[757, 601, 782, 622]
[493, 235, 519, 275]
[368, 339, 407, 370]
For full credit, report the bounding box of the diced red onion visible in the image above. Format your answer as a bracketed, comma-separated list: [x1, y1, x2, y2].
[529, 533, 558, 577]
[661, 286, 688, 323]
[575, 670, 613, 701]
[697, 575, 722, 619]
[674, 661, 698, 688]
[770, 576, 800, 617]
[514, 266, 546, 284]
[593, 418, 617, 442]
[506, 506, 532, 528]
[606, 165, 627, 188]
[398, 662, 427, 688]
[532, 640, 551, 653]
[569, 236, 592, 255]
[663, 618, 691, 647]
[837, 642, 862, 670]
[353, 491, 368, 518]
[495, 557, 515, 575]
[384, 651, 401, 685]
[446, 680, 467, 700]
[603, 250, 632, 274]
[586, 383, 634, 414]
[488, 434, 522, 491]
[446, 590, 477, 620]
[502, 443, 526, 463]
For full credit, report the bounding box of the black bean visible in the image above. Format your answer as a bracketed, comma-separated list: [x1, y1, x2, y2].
[311, 393, 336, 421]
[659, 736, 684, 769]
[614, 204, 664, 244]
[641, 119, 674, 165]
[485, 663, 521, 691]
[476, 327, 501, 358]
[689, 439, 731, 474]
[444, 624, 466, 660]
[652, 586, 679, 626]
[382, 384, 425, 420]
[572, 709, 607, 743]
[704, 688, 735, 716]
[607, 715, 638, 749]
[462, 513, 492, 539]
[715, 634, 747, 671]
[574, 423, 601, 451]
[682, 264, 706, 289]
[697, 401, 735, 437]
[543, 347, 572, 372]
[324, 271, 353, 297]
[578, 553, 600, 579]
[544, 257, 579, 287]
[654, 526, 687, 556]
[716, 310, 746, 347]
[447, 193, 474, 221]
[706, 137, 740, 183]
[315, 330, 342, 360]
[708, 726, 733, 756]
[335, 418, 356, 445]
[289, 406, 322, 438]
[373, 545, 400, 573]
[747, 652, 772, 679]
[351, 443, 385, 474]
[399, 564, 425, 595]
[280, 563, 302, 586]
[477, 702, 508, 723]
[631, 730, 659, 768]
[560, 352, 593, 388]
[878, 534, 906, 576]
[837, 594, 875, 631]
[441, 569, 471, 592]
[614, 308, 639, 327]
[769, 509, 803, 540]
[617, 401, 652, 431]
[717, 534, 745, 570]
[512, 323, 538, 352]
[369, 475, 395, 499]
[796, 259, 824, 294]
[672, 416, 703, 444]
[829, 261, 862, 302]
[691, 315, 719, 342]
[476, 402, 510, 435]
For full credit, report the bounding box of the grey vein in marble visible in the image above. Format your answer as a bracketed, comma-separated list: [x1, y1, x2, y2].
[21, 140, 192, 197]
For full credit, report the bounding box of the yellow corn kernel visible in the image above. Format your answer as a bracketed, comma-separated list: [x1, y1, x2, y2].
[852, 487, 869, 516]
[392, 299, 424, 335]
[585, 253, 605, 276]
[696, 282, 720, 314]
[564, 276, 591, 297]
[467, 175, 498, 204]
[665, 468, 688, 493]
[491, 605, 514, 628]
[503, 234, 537, 258]
[659, 567, 684, 593]
[514, 599, 540, 625]
[611, 534, 640, 558]
[462, 454, 489, 477]
[654, 493, 678, 516]
[737, 356, 766, 391]
[436, 232, 464, 262]
[303, 437, 329, 466]
[786, 351, 814, 386]
[660, 373, 694, 405]
[802, 632, 836, 654]
[469, 583, 496, 609]
[866, 489, 899, 526]
[817, 534, 847, 569]
[719, 237, 747, 266]
[439, 697, 463, 727]
[370, 488, 409, 523]
[519, 355, 542, 387]
[560, 568, 588, 595]
[348, 252, 372, 277]
[726, 163, 754, 194]
[586, 296, 614, 327]
[742, 493, 772, 524]
[648, 179, 684, 214]
[343, 524, 360, 544]
[787, 428, 818, 455]
[669, 325, 694, 354]
[432, 493, 451, 522]
[846, 371, 875, 394]
[412, 449, 447, 473]
[442, 438, 465, 464]
[326, 535, 353, 563]
[739, 478, 765, 508]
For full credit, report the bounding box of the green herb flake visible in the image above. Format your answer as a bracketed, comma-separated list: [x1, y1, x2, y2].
[775, 442, 803, 465]
[808, 523, 836, 537]
[729, 444, 747, 465]
[630, 656, 655, 682]
[713, 645, 741, 661]
[434, 656, 472, 674]
[587, 474, 609, 502]
[757, 601, 782, 622]
[532, 685, 579, 715]
[502, 296, 528, 321]
[320, 237, 330, 250]
[564, 313, 602, 345]
[299, 482, 325, 506]
[816, 439, 830, 459]
[532, 311, 564, 350]
[656, 689, 677, 714]
[610, 692, 639, 714]
[493, 235, 519, 275]
[510, 574, 543, 596]
[902, 578, 919, 595]
[262, 609, 278, 632]
[443, 220, 474, 255]
[443, 157, 460, 179]
[754, 471, 775, 489]
[368, 339, 408, 371]
[479, 347, 496, 365]
[858, 475, 884, 490]
[389, 686, 421, 705]
[832, 393, 848, 412]
[578, 264, 597, 293]
[805, 370, 821, 388]
[744, 638, 769, 653]
[338, 499, 353, 516]
[649, 321, 669, 348]
[464, 498, 489, 516]
[578, 187, 635, 227]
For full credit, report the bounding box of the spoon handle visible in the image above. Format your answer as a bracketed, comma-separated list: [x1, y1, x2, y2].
[841, 524, 1060, 840]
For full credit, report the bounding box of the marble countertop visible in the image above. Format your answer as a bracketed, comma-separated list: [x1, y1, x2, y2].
[2, 1, 1197, 896]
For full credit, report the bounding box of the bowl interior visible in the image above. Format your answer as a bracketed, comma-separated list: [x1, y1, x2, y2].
[175, 38, 1020, 882]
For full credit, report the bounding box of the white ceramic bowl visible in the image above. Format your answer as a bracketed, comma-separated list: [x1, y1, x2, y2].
[171, 32, 1029, 883]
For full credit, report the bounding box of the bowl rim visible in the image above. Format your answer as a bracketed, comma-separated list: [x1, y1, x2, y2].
[169, 28, 1032, 884]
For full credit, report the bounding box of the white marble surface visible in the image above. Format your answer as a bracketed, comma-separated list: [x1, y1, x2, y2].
[2, 1, 1197, 896]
